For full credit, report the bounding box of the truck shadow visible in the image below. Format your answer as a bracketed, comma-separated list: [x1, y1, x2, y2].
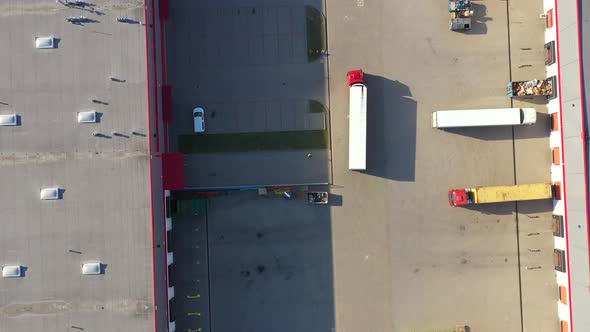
[517, 199, 554, 214]
[463, 202, 517, 215]
[363, 74, 416, 182]
[462, 198, 553, 215]
[441, 112, 550, 140]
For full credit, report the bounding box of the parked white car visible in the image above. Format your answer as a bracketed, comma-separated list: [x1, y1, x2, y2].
[193, 107, 205, 133]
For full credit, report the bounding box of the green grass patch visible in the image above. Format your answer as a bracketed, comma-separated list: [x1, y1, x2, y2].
[306, 5, 326, 62]
[179, 130, 328, 153]
[309, 99, 327, 113]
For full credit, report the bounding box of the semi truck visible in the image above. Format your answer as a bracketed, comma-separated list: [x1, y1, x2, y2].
[448, 183, 554, 207]
[432, 108, 537, 128]
[347, 69, 367, 170]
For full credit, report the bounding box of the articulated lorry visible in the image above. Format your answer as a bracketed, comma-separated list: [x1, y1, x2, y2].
[347, 69, 367, 170]
[448, 183, 554, 207]
[432, 108, 536, 128]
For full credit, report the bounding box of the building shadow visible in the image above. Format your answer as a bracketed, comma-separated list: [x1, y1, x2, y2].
[167, 191, 336, 332]
[327, 193, 342, 206]
[208, 193, 335, 332]
[363, 74, 416, 181]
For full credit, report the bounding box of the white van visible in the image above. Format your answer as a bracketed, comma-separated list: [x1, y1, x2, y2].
[432, 108, 536, 128]
[193, 107, 205, 133]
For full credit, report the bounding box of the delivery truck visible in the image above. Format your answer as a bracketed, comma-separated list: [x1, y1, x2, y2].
[347, 70, 367, 170]
[448, 183, 554, 207]
[432, 108, 537, 128]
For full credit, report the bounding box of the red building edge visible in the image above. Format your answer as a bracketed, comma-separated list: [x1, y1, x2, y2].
[145, 0, 176, 331]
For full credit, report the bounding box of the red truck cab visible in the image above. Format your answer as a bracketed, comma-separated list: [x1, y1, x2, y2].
[448, 189, 470, 207]
[347, 70, 364, 86]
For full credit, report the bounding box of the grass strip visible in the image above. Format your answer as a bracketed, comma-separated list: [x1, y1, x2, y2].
[309, 100, 327, 113]
[179, 130, 328, 153]
[306, 5, 326, 62]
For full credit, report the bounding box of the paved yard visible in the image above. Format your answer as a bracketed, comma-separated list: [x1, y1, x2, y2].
[170, 190, 334, 332]
[325, 0, 556, 331]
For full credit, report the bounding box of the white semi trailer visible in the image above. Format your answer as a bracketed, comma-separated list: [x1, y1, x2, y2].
[432, 108, 536, 128]
[347, 70, 367, 170]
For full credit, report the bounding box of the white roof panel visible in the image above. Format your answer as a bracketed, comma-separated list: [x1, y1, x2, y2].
[2, 265, 22, 278]
[35, 36, 55, 49]
[77, 111, 97, 123]
[82, 262, 102, 275]
[0, 114, 17, 126]
[40, 187, 60, 200]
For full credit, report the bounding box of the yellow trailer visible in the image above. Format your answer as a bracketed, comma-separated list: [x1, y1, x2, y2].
[448, 183, 553, 206]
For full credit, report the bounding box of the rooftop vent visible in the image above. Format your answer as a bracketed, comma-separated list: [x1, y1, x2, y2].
[81, 262, 102, 275]
[2, 265, 22, 278]
[0, 114, 17, 126]
[40, 187, 60, 200]
[77, 111, 97, 123]
[35, 36, 56, 49]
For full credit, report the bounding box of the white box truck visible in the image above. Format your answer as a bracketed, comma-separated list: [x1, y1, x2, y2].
[347, 70, 367, 170]
[432, 108, 536, 128]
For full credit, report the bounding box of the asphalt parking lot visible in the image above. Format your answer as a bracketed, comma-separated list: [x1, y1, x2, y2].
[208, 191, 333, 332]
[165, 0, 330, 188]
[169, 190, 334, 332]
